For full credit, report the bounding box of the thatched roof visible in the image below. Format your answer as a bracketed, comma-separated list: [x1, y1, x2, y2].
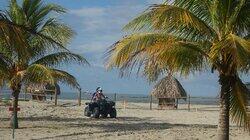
[151, 76, 187, 99]
[26, 83, 60, 95]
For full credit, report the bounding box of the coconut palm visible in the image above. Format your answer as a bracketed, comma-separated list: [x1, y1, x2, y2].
[106, 0, 250, 139]
[0, 0, 88, 129]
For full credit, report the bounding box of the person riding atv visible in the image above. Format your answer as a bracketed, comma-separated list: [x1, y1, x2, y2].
[91, 87, 106, 102]
[84, 87, 117, 118]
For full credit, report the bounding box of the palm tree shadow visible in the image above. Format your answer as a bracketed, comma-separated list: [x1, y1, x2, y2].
[7, 116, 217, 140]
[1, 116, 218, 139]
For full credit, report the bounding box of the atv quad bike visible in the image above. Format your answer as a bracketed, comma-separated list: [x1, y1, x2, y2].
[84, 99, 117, 118]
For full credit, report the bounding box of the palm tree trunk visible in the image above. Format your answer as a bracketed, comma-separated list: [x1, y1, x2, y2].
[10, 84, 21, 129]
[217, 75, 231, 140]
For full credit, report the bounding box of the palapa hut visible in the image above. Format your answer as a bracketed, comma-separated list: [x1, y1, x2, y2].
[151, 75, 187, 109]
[26, 83, 60, 101]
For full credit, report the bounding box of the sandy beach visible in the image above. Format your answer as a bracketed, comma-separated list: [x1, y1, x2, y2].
[0, 100, 249, 140]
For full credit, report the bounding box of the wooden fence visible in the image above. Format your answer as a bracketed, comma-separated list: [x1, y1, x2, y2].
[4, 91, 248, 111]
[0, 89, 82, 106]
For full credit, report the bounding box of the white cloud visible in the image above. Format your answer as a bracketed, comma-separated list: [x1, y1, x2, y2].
[67, 1, 166, 64]
[147, 0, 165, 3]
[70, 7, 105, 17]
[76, 42, 108, 53]
[69, 4, 145, 32]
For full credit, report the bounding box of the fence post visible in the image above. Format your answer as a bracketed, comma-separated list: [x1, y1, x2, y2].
[188, 95, 190, 111]
[54, 88, 57, 106]
[24, 92, 26, 101]
[114, 93, 117, 103]
[78, 88, 81, 106]
[176, 98, 179, 109]
[123, 100, 126, 109]
[150, 95, 152, 110]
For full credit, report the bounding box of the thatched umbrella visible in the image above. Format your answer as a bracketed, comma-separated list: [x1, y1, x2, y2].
[151, 75, 187, 99]
[151, 75, 187, 109]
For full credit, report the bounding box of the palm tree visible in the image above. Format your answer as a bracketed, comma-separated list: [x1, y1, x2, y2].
[106, 0, 250, 139]
[0, 0, 88, 129]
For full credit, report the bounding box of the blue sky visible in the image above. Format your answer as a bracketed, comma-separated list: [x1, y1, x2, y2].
[1, 0, 250, 96]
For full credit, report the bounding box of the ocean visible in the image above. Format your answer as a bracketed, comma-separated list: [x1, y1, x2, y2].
[1, 91, 219, 105]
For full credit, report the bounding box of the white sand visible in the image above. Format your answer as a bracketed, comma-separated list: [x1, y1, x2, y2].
[0, 100, 249, 140]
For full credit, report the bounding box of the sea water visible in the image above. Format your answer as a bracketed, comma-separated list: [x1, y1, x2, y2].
[1, 91, 219, 105]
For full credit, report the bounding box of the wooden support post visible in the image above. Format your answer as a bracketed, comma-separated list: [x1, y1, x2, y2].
[123, 100, 126, 109]
[54, 88, 57, 106]
[150, 95, 152, 110]
[78, 89, 81, 106]
[176, 98, 179, 109]
[24, 91, 27, 101]
[12, 102, 15, 139]
[114, 93, 117, 103]
[188, 95, 190, 111]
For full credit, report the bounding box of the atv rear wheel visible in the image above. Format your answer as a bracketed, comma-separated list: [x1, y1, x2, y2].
[84, 106, 91, 117]
[93, 107, 100, 118]
[110, 108, 117, 118]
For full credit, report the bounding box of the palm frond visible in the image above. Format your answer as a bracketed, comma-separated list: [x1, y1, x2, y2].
[228, 0, 249, 35]
[143, 56, 168, 82]
[106, 33, 209, 78]
[124, 4, 215, 40]
[22, 0, 66, 29]
[31, 52, 89, 67]
[0, 52, 12, 74]
[230, 76, 250, 130]
[51, 69, 80, 90]
[39, 19, 75, 46]
[27, 26, 71, 52]
[1, 12, 69, 57]
[106, 33, 178, 69]
[174, 0, 213, 27]
[0, 13, 31, 57]
[24, 64, 54, 84]
[8, 0, 25, 25]
[209, 34, 250, 74]
[161, 42, 208, 76]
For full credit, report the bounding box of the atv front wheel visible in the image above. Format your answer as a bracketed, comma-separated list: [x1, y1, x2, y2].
[84, 106, 91, 117]
[110, 108, 117, 118]
[93, 107, 100, 118]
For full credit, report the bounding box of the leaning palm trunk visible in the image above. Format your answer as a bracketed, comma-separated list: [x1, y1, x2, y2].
[10, 84, 21, 129]
[217, 75, 235, 140]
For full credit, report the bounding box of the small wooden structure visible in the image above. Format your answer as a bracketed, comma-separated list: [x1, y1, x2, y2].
[26, 83, 60, 101]
[151, 75, 187, 109]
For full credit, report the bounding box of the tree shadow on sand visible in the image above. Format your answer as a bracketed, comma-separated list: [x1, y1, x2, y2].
[0, 116, 219, 140]
[1, 116, 151, 123]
